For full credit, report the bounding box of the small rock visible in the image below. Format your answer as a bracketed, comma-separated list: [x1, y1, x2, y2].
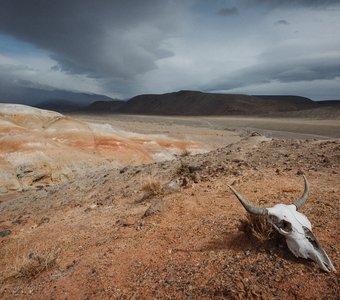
[136, 191, 152, 203]
[244, 265, 256, 272]
[163, 181, 180, 194]
[231, 179, 240, 185]
[144, 198, 164, 217]
[322, 157, 330, 164]
[121, 216, 136, 227]
[84, 204, 97, 212]
[296, 169, 304, 175]
[0, 229, 11, 238]
[232, 170, 242, 177]
[181, 177, 189, 187]
[188, 165, 201, 173]
[273, 290, 281, 297]
[12, 287, 22, 294]
[251, 132, 261, 136]
[12, 218, 23, 225]
[37, 217, 50, 227]
[119, 167, 128, 174]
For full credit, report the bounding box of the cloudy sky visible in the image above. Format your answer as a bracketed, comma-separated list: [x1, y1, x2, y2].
[0, 0, 340, 102]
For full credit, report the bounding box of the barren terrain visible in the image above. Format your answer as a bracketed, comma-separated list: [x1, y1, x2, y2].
[0, 111, 339, 299]
[0, 105, 207, 194]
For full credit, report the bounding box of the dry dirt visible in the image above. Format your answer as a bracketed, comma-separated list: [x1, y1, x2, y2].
[0, 114, 339, 299]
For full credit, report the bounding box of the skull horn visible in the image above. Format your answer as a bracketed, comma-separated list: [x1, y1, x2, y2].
[293, 175, 309, 210]
[227, 185, 268, 215]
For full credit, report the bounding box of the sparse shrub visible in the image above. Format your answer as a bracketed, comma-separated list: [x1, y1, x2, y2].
[176, 162, 200, 184]
[238, 214, 279, 241]
[179, 149, 191, 157]
[176, 162, 190, 177]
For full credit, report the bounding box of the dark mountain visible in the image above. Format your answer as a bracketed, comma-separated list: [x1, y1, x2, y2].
[82, 100, 126, 113]
[2, 83, 339, 116]
[0, 84, 114, 107]
[316, 100, 340, 105]
[115, 90, 319, 116]
[35, 99, 83, 112]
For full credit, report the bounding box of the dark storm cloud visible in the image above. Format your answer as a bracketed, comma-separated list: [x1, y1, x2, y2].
[0, 0, 339, 101]
[217, 7, 238, 17]
[0, 0, 182, 80]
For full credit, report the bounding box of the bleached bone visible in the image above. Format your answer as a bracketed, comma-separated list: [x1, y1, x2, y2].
[228, 175, 336, 272]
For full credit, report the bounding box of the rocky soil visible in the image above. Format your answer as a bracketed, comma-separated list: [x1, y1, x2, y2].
[0, 135, 339, 299]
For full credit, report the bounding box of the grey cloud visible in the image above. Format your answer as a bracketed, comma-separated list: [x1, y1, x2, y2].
[206, 54, 340, 92]
[217, 7, 238, 17]
[275, 19, 289, 25]
[243, 0, 340, 8]
[0, 0, 184, 80]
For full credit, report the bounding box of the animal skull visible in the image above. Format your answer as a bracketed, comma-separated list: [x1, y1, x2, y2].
[228, 175, 336, 272]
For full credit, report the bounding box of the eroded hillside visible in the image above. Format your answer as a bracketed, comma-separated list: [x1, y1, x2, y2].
[0, 104, 205, 193]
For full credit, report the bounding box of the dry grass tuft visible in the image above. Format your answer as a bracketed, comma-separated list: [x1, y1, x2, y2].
[10, 247, 60, 280]
[239, 214, 280, 241]
[142, 177, 162, 197]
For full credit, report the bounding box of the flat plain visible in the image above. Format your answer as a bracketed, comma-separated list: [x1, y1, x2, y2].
[71, 113, 340, 141]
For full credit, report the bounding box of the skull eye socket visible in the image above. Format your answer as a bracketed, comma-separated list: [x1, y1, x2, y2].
[269, 215, 292, 232]
[279, 220, 292, 232]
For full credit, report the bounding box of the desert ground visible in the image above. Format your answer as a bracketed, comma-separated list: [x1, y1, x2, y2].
[0, 110, 339, 299]
[70, 113, 340, 141]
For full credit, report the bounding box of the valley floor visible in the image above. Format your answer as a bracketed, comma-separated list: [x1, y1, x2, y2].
[70, 113, 340, 141]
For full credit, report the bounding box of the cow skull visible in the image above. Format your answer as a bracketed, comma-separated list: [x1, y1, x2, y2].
[228, 176, 336, 272]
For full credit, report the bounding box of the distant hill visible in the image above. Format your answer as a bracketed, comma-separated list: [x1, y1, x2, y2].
[82, 100, 126, 113]
[114, 91, 318, 116]
[0, 84, 114, 109]
[35, 99, 84, 112]
[78, 90, 336, 116]
[46, 90, 339, 117]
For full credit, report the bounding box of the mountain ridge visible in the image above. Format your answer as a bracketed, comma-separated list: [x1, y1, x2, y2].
[81, 90, 336, 116]
[32, 90, 340, 116]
